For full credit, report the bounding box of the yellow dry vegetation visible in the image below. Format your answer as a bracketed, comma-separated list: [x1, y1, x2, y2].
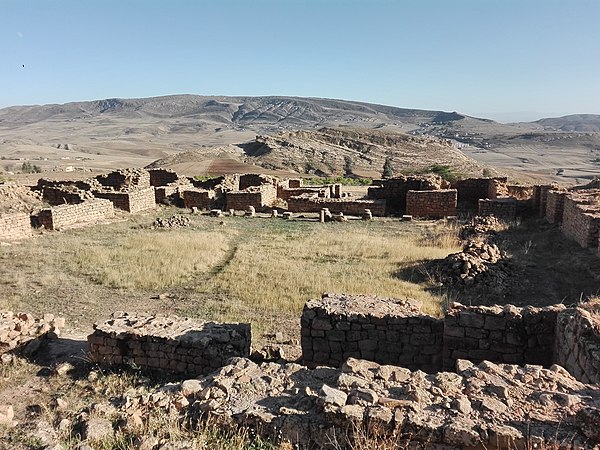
[68, 230, 231, 290]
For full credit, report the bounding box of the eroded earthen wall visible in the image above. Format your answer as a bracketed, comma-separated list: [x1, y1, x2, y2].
[405, 189, 457, 218]
[88, 313, 251, 376]
[36, 199, 114, 230]
[0, 212, 32, 241]
[301, 294, 443, 372]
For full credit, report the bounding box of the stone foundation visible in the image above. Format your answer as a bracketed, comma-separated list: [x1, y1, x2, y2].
[88, 313, 251, 376]
[0, 212, 32, 241]
[555, 301, 600, 384]
[36, 199, 114, 230]
[0, 311, 65, 353]
[301, 294, 443, 371]
[443, 303, 563, 369]
[287, 196, 386, 216]
[478, 197, 517, 220]
[405, 189, 457, 218]
[93, 187, 156, 213]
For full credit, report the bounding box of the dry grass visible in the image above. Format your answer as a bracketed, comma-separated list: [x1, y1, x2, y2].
[201, 223, 459, 317]
[66, 230, 231, 290]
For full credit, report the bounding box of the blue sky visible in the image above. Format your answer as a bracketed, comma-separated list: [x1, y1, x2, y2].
[1, 0, 599, 122]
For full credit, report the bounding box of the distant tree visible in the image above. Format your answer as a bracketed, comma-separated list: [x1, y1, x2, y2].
[21, 162, 41, 174]
[482, 168, 492, 177]
[343, 156, 353, 177]
[382, 157, 394, 178]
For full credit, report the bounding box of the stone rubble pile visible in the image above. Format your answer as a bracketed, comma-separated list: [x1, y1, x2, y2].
[94, 357, 600, 449]
[459, 215, 503, 241]
[0, 311, 65, 353]
[432, 240, 510, 288]
[152, 215, 191, 229]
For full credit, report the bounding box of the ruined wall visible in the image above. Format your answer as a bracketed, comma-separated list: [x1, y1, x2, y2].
[478, 198, 517, 220]
[154, 184, 180, 205]
[555, 302, 600, 384]
[443, 303, 563, 370]
[42, 186, 90, 205]
[182, 189, 217, 210]
[0, 311, 65, 354]
[560, 191, 600, 248]
[36, 199, 114, 230]
[278, 187, 327, 202]
[225, 185, 277, 211]
[95, 169, 151, 190]
[88, 313, 251, 376]
[405, 189, 457, 218]
[545, 190, 567, 224]
[301, 294, 443, 372]
[454, 177, 507, 207]
[148, 169, 180, 187]
[367, 175, 446, 212]
[94, 187, 156, 213]
[0, 212, 32, 241]
[239, 174, 276, 190]
[533, 185, 555, 217]
[287, 195, 386, 216]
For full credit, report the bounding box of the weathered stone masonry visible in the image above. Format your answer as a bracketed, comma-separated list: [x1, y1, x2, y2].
[560, 190, 600, 249]
[88, 313, 251, 376]
[36, 199, 114, 230]
[93, 187, 156, 214]
[478, 198, 517, 220]
[302, 294, 596, 381]
[405, 189, 457, 218]
[301, 294, 443, 372]
[287, 196, 386, 216]
[0, 212, 31, 241]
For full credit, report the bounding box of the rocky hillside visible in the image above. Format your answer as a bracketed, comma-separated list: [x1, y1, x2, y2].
[147, 127, 484, 178]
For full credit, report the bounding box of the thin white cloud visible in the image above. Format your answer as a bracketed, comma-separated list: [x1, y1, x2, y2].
[17, 32, 23, 38]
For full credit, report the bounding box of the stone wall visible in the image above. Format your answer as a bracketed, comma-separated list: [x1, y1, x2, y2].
[405, 189, 457, 218]
[239, 174, 277, 191]
[301, 294, 443, 372]
[443, 303, 564, 370]
[154, 184, 181, 205]
[36, 199, 114, 230]
[367, 175, 446, 212]
[42, 185, 90, 205]
[225, 185, 277, 211]
[533, 184, 555, 217]
[277, 186, 327, 202]
[560, 191, 600, 248]
[148, 169, 180, 187]
[555, 301, 600, 384]
[94, 187, 156, 213]
[0, 212, 32, 241]
[454, 177, 507, 207]
[182, 189, 218, 210]
[287, 195, 386, 216]
[95, 169, 151, 190]
[0, 311, 65, 354]
[545, 190, 567, 224]
[478, 197, 517, 220]
[88, 313, 251, 376]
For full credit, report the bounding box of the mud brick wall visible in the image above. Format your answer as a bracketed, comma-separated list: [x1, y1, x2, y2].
[182, 189, 217, 210]
[478, 198, 517, 220]
[443, 303, 564, 370]
[37, 198, 114, 230]
[368, 176, 445, 212]
[560, 192, 600, 248]
[405, 189, 457, 218]
[88, 313, 251, 376]
[148, 169, 180, 187]
[545, 190, 567, 224]
[454, 177, 507, 207]
[96, 169, 151, 190]
[0, 311, 65, 354]
[42, 186, 88, 205]
[287, 195, 386, 216]
[0, 212, 32, 241]
[555, 302, 600, 384]
[301, 294, 443, 372]
[226, 185, 277, 211]
[94, 187, 156, 213]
